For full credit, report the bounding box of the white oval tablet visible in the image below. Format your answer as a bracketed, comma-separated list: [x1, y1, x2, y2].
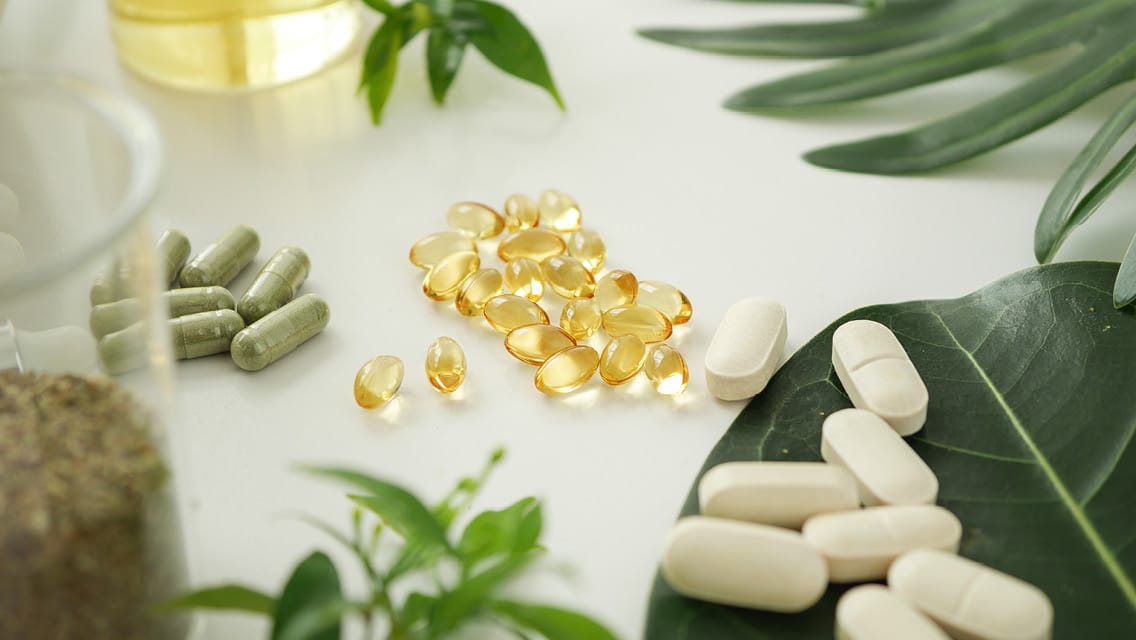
[699, 461, 859, 529]
[821, 408, 937, 506]
[661, 516, 828, 613]
[705, 298, 787, 401]
[832, 319, 928, 435]
[803, 504, 961, 582]
[836, 584, 950, 640]
[889, 549, 1053, 640]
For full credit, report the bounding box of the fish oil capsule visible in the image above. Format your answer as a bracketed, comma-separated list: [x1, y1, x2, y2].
[662, 516, 827, 613]
[705, 298, 787, 401]
[355, 355, 404, 409]
[426, 336, 466, 393]
[456, 268, 504, 316]
[170, 309, 245, 359]
[560, 297, 601, 339]
[423, 251, 479, 301]
[821, 409, 937, 506]
[566, 228, 606, 272]
[409, 231, 477, 269]
[180, 224, 260, 287]
[505, 324, 576, 365]
[237, 246, 311, 323]
[447, 201, 505, 239]
[538, 189, 581, 232]
[483, 294, 549, 334]
[889, 549, 1053, 640]
[90, 287, 238, 339]
[504, 257, 545, 301]
[698, 461, 859, 529]
[497, 228, 566, 263]
[832, 319, 929, 436]
[156, 229, 192, 285]
[599, 334, 646, 385]
[534, 345, 599, 393]
[803, 505, 962, 582]
[836, 585, 950, 640]
[593, 269, 637, 311]
[503, 193, 540, 231]
[603, 304, 672, 343]
[644, 343, 688, 395]
[541, 255, 595, 299]
[231, 293, 330, 371]
[638, 280, 693, 325]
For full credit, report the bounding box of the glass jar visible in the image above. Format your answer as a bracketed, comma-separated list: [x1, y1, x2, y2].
[0, 70, 192, 639]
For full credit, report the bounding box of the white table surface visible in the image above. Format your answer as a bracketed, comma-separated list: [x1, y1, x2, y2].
[3, 1, 1135, 638]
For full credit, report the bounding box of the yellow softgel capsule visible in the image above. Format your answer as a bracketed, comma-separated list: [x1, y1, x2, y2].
[456, 268, 504, 316]
[354, 355, 404, 409]
[409, 231, 476, 269]
[645, 343, 688, 395]
[599, 334, 647, 385]
[542, 255, 596, 299]
[505, 324, 576, 365]
[484, 294, 550, 333]
[560, 297, 602, 340]
[426, 336, 466, 393]
[497, 228, 566, 263]
[602, 304, 673, 343]
[538, 189, 582, 232]
[423, 251, 480, 301]
[534, 345, 599, 394]
[503, 193, 540, 232]
[566, 228, 606, 272]
[504, 257, 545, 301]
[447, 202, 505, 239]
[638, 280, 693, 325]
[594, 269, 638, 311]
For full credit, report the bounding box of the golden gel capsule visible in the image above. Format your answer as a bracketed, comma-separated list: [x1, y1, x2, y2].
[180, 224, 260, 288]
[600, 334, 647, 385]
[594, 269, 638, 311]
[409, 231, 476, 269]
[231, 294, 330, 371]
[504, 257, 545, 301]
[603, 304, 673, 343]
[638, 280, 693, 325]
[534, 345, 599, 394]
[542, 255, 595, 299]
[505, 324, 576, 365]
[645, 343, 688, 395]
[566, 228, 606, 272]
[447, 201, 505, 239]
[423, 251, 480, 301]
[355, 355, 404, 409]
[426, 336, 466, 393]
[238, 246, 311, 323]
[456, 268, 503, 316]
[538, 189, 582, 232]
[484, 294, 549, 333]
[497, 228, 566, 263]
[560, 298, 602, 339]
[503, 193, 540, 232]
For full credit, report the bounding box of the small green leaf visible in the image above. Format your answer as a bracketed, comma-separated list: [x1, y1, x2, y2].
[401, 592, 438, 629]
[424, 0, 456, 18]
[158, 584, 275, 615]
[361, 0, 396, 14]
[457, 497, 543, 568]
[1115, 234, 1136, 308]
[429, 551, 540, 635]
[427, 27, 467, 104]
[271, 552, 342, 640]
[465, 0, 565, 109]
[491, 600, 619, 640]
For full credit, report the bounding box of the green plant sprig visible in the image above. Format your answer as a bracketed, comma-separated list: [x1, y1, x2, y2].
[359, 0, 564, 125]
[162, 448, 616, 640]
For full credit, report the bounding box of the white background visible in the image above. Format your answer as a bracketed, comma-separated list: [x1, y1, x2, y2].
[3, 1, 1135, 638]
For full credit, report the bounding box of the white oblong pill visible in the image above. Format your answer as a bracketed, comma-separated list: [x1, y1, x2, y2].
[821, 408, 937, 506]
[704, 298, 787, 401]
[803, 504, 961, 582]
[699, 461, 859, 529]
[836, 584, 951, 640]
[661, 516, 828, 613]
[832, 319, 928, 435]
[889, 549, 1053, 640]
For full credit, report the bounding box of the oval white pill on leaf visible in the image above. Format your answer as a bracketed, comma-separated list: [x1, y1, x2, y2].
[836, 584, 951, 640]
[661, 516, 827, 613]
[821, 408, 938, 506]
[705, 298, 787, 401]
[699, 461, 859, 529]
[832, 319, 928, 435]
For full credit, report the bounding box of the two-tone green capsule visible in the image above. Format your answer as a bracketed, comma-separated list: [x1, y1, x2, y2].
[231, 293, 330, 371]
[97, 309, 246, 375]
[237, 246, 311, 323]
[180, 224, 260, 287]
[90, 286, 236, 338]
[90, 229, 192, 305]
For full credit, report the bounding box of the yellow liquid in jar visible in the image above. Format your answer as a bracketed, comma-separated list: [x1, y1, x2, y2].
[109, 0, 360, 91]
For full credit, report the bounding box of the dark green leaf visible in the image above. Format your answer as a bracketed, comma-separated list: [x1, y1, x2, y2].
[1068, 141, 1136, 258]
[271, 552, 342, 640]
[361, 0, 395, 14]
[429, 551, 540, 635]
[645, 261, 1136, 639]
[427, 27, 467, 104]
[401, 592, 439, 629]
[465, 1, 565, 109]
[457, 497, 542, 568]
[491, 600, 619, 640]
[1115, 235, 1136, 308]
[359, 13, 405, 124]
[158, 584, 275, 615]
[424, 0, 456, 18]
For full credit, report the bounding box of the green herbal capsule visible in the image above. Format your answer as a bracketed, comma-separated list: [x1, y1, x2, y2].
[237, 246, 311, 323]
[91, 298, 144, 339]
[97, 322, 150, 375]
[90, 259, 125, 306]
[90, 287, 236, 338]
[157, 228, 192, 285]
[171, 309, 245, 359]
[231, 293, 329, 371]
[180, 224, 260, 287]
